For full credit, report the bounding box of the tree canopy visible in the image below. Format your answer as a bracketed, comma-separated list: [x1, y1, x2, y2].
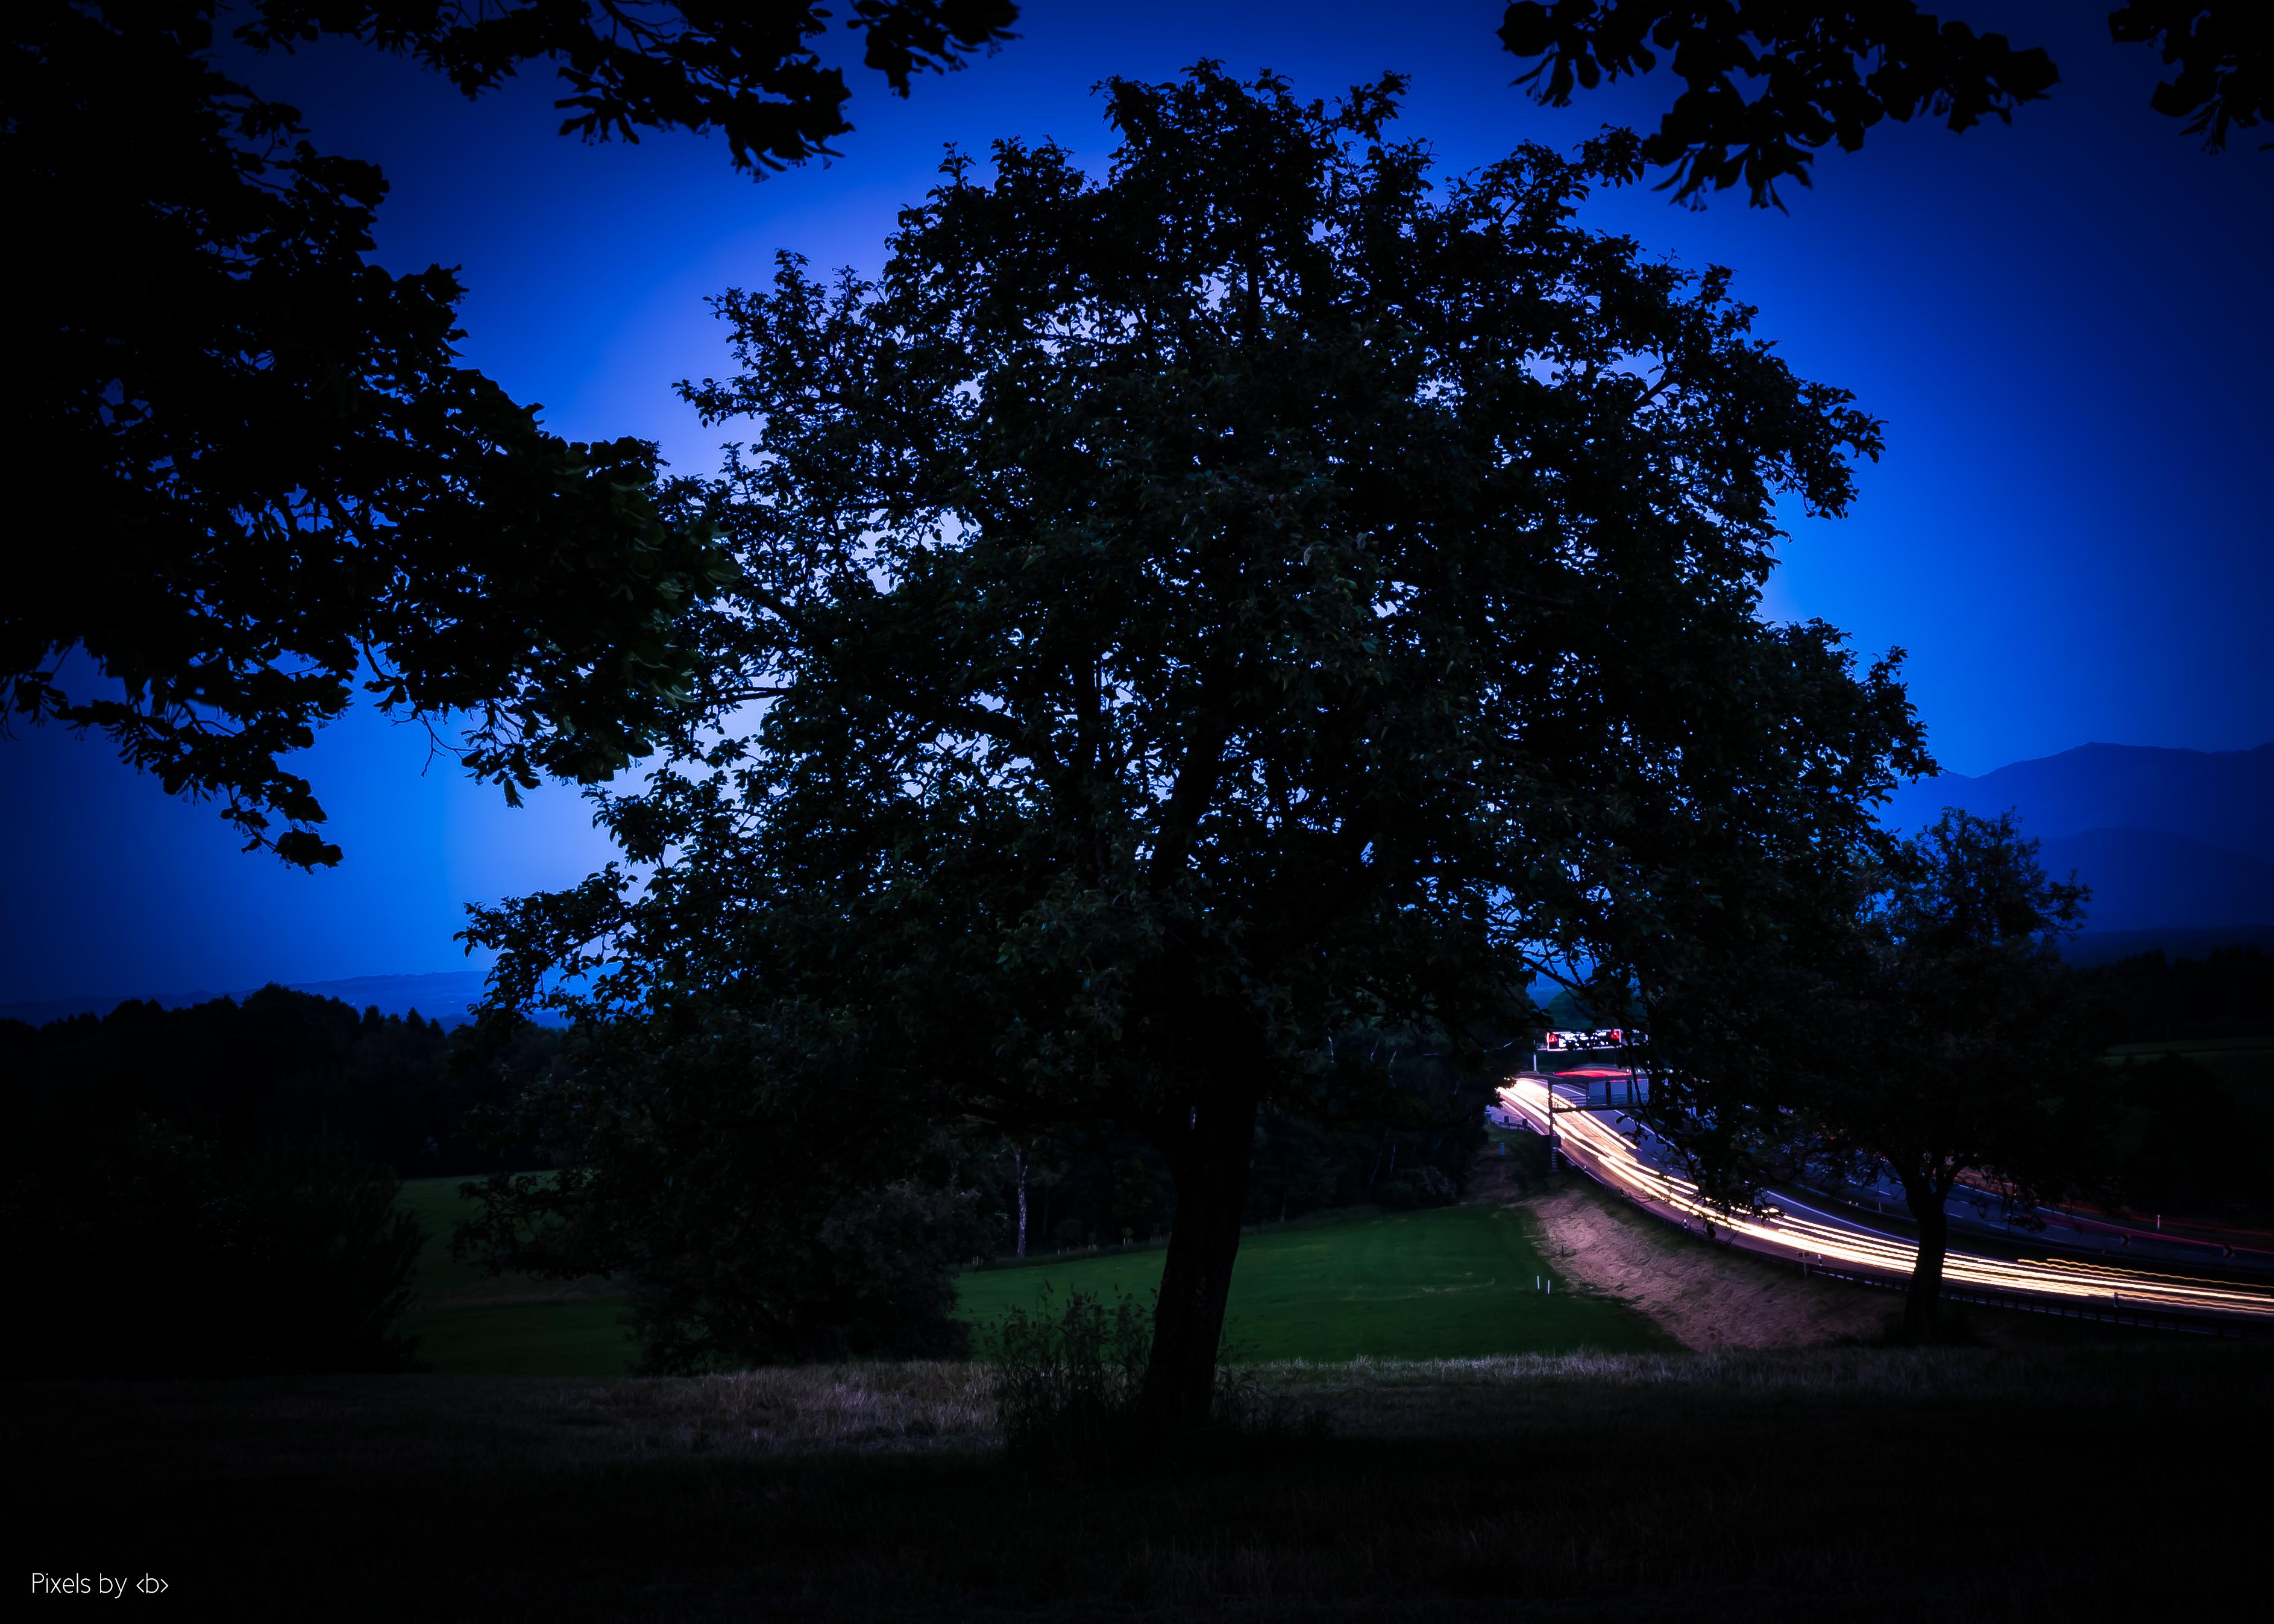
[2, 1, 1015, 862]
[1497, 2, 2269, 205]
[237, 1, 1019, 174]
[466, 64, 1925, 1414]
[1798, 809, 2114, 1337]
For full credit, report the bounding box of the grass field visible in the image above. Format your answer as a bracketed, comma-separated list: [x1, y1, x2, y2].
[395, 1176, 636, 1376]
[397, 1182, 1670, 1373]
[2109, 1033, 2274, 1100]
[959, 1202, 1673, 1359]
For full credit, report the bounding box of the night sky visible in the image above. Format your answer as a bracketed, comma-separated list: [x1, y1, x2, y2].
[5, 0, 2268, 1003]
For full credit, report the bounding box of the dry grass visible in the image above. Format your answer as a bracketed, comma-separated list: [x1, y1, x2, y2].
[12, 1344, 2267, 1620]
[16, 1361, 998, 1473]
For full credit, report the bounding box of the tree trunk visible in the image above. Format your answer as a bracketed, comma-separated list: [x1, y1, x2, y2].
[1902, 1174, 1950, 1341]
[1143, 1090, 1259, 1428]
[1014, 1149, 1028, 1259]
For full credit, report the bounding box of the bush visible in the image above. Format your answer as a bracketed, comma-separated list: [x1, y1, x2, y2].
[455, 1015, 990, 1373]
[1499, 1127, 1553, 1187]
[989, 1287, 1329, 1469]
[1375, 1165, 1458, 1210]
[616, 1177, 985, 1372]
[3, 1120, 423, 1378]
[990, 1286, 1152, 1467]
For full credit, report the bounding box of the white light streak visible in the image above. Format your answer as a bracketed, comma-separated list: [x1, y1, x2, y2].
[1499, 1077, 2274, 1321]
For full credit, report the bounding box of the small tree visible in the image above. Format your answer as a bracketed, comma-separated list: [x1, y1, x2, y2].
[468, 66, 1924, 1419]
[1807, 810, 2112, 1339]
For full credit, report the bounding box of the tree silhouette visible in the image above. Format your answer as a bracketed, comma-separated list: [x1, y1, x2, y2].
[1804, 810, 2112, 1339]
[3, 2, 1014, 862]
[1497, 2, 2267, 205]
[237, 1, 1020, 175]
[467, 66, 1925, 1417]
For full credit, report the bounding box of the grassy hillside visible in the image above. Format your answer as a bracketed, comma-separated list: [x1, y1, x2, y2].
[395, 1182, 1669, 1373]
[958, 1202, 1672, 1359]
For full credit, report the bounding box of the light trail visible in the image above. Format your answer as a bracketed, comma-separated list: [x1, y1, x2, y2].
[1498, 1076, 2274, 1324]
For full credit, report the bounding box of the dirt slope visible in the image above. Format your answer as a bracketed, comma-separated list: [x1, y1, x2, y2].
[1519, 1178, 1893, 1349]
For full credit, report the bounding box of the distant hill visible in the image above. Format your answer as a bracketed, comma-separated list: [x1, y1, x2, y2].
[2065, 927, 2274, 969]
[2037, 829, 2274, 933]
[0, 970, 495, 1032]
[1883, 742, 2273, 864]
[1882, 742, 2273, 945]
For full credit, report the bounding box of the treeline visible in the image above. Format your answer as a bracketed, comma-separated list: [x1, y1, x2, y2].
[1, 986, 563, 1378]
[975, 1098, 1490, 1261]
[1, 985, 564, 1177]
[2078, 945, 2274, 1044]
[2080, 946, 2274, 1225]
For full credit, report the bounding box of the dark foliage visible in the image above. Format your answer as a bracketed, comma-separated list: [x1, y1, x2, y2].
[2109, 1, 2271, 152]
[2077, 944, 2274, 1224]
[1799, 810, 2121, 1336]
[1498, 2, 2266, 206]
[4, 1, 732, 864]
[990, 1286, 1152, 1467]
[2105, 1052, 2273, 1224]
[453, 1019, 986, 1372]
[240, 1, 1020, 174]
[1374, 1164, 1460, 1211]
[1496, 1120, 1557, 1188]
[2, 1118, 422, 1377]
[980, 1050, 1489, 1256]
[2080, 943, 2274, 1044]
[0, 986, 561, 1176]
[4, 2, 1012, 862]
[990, 1285, 1326, 1473]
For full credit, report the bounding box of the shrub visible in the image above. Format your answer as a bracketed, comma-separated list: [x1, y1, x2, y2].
[454, 1018, 988, 1373]
[628, 1177, 985, 1372]
[1375, 1165, 1459, 1210]
[990, 1286, 1152, 1467]
[989, 1287, 1329, 1468]
[3, 1119, 423, 1377]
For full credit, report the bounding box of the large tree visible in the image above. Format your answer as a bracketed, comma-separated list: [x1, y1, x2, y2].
[3, 1, 1014, 862]
[466, 65, 1924, 1419]
[1497, 2, 2268, 205]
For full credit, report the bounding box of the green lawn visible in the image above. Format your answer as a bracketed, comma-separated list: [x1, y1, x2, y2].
[956, 1202, 1673, 1359]
[394, 1182, 1669, 1372]
[2108, 1033, 2274, 1074]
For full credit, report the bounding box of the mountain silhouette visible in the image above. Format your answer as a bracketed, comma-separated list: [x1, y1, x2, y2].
[1884, 742, 2272, 864]
[2037, 828, 2274, 932]
[1885, 743, 2272, 942]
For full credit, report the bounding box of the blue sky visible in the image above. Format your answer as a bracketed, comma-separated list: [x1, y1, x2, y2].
[5, 0, 2268, 1002]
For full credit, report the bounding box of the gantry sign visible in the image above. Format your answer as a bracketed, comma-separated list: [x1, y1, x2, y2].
[1530, 1029, 1650, 1167]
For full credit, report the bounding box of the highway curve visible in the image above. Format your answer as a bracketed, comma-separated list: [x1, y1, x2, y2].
[1497, 1074, 2274, 1330]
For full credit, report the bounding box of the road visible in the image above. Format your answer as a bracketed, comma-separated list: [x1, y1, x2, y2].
[1496, 1073, 2274, 1329]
